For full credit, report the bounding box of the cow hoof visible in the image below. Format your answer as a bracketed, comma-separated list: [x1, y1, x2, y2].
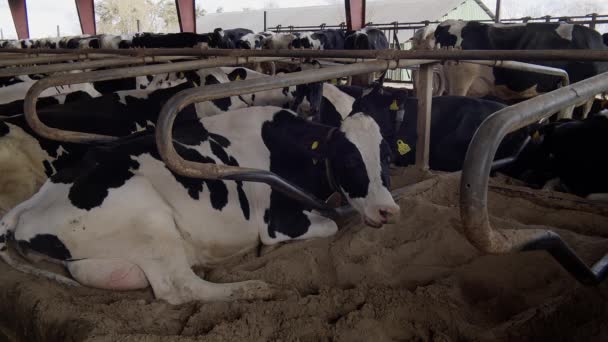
[231, 280, 276, 301]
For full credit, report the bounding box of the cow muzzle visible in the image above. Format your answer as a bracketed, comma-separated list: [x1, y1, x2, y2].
[364, 205, 400, 228]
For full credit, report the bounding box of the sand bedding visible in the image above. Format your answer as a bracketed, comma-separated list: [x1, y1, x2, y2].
[1, 169, 608, 341]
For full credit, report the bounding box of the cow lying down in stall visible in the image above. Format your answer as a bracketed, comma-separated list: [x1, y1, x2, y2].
[0, 67, 316, 215]
[0, 107, 399, 305]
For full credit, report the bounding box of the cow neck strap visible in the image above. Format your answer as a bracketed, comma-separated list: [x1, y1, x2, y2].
[323, 127, 342, 195]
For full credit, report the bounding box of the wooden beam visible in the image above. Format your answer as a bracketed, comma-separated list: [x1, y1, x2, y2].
[345, 0, 365, 31]
[175, 0, 196, 33]
[8, 0, 29, 39]
[75, 0, 96, 35]
[415, 63, 434, 170]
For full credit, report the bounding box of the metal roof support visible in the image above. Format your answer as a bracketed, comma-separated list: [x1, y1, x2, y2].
[23, 56, 283, 143]
[8, 0, 29, 40]
[75, 0, 96, 35]
[460, 70, 608, 285]
[345, 0, 365, 31]
[175, 0, 196, 33]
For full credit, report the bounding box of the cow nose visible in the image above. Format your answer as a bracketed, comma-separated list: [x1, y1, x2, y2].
[378, 206, 400, 224]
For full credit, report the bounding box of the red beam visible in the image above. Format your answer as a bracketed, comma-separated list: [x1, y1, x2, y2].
[175, 0, 196, 33]
[75, 0, 96, 35]
[345, 0, 365, 31]
[8, 0, 29, 39]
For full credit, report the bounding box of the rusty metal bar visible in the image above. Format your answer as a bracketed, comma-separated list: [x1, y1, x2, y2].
[0, 53, 123, 67]
[463, 60, 572, 119]
[2, 48, 608, 61]
[0, 55, 195, 78]
[460, 70, 608, 285]
[155, 59, 431, 214]
[23, 56, 283, 143]
[415, 63, 434, 169]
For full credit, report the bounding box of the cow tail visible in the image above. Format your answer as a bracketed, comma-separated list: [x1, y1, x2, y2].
[0, 208, 81, 287]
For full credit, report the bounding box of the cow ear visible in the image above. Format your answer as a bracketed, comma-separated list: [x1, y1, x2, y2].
[228, 68, 247, 81]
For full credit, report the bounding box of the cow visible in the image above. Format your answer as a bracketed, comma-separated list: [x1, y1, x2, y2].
[603, 33, 608, 47]
[0, 67, 320, 214]
[291, 30, 346, 50]
[236, 32, 273, 49]
[410, 24, 438, 50]
[0, 105, 399, 305]
[210, 28, 255, 49]
[504, 113, 608, 199]
[131, 32, 211, 48]
[431, 20, 608, 115]
[262, 33, 298, 49]
[344, 27, 389, 50]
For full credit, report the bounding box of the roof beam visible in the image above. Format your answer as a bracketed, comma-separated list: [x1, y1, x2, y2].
[75, 0, 96, 35]
[345, 0, 365, 31]
[8, 0, 29, 39]
[175, 0, 196, 33]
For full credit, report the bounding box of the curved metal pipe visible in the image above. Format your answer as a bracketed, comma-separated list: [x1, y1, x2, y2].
[460, 70, 608, 284]
[23, 56, 282, 143]
[156, 60, 429, 214]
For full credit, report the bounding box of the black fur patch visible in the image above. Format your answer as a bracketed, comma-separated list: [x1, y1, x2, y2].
[204, 75, 232, 110]
[0, 121, 9, 137]
[227, 68, 248, 81]
[18, 234, 72, 260]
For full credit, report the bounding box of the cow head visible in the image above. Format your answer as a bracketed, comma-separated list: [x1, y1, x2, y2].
[329, 113, 399, 227]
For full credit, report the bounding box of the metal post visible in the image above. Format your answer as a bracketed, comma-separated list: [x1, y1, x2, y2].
[8, 0, 29, 39]
[590, 13, 598, 29]
[56, 25, 60, 37]
[74, 0, 96, 35]
[137, 19, 141, 33]
[415, 63, 433, 169]
[345, 0, 365, 31]
[264, 11, 267, 32]
[1, 28, 4, 39]
[460, 70, 608, 285]
[495, 0, 501, 23]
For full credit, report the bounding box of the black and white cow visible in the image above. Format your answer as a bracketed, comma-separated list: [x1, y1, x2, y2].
[236, 32, 273, 49]
[131, 32, 211, 48]
[344, 27, 389, 50]
[431, 20, 608, 107]
[504, 113, 608, 199]
[291, 29, 346, 50]
[210, 28, 255, 49]
[0, 106, 399, 305]
[603, 33, 608, 47]
[262, 32, 298, 49]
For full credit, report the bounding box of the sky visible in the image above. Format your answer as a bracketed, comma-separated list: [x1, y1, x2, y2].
[1, 0, 607, 39]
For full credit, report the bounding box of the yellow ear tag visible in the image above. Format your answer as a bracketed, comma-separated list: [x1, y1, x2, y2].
[235, 75, 241, 81]
[397, 139, 411, 155]
[532, 130, 541, 142]
[390, 99, 399, 111]
[331, 79, 338, 85]
[311, 141, 319, 150]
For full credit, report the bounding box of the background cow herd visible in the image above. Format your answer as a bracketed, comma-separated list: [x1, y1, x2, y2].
[0, 19, 608, 303]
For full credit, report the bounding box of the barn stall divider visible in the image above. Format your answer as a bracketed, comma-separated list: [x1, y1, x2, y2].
[3, 47, 608, 285]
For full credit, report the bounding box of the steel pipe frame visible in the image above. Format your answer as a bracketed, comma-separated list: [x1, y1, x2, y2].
[462, 60, 572, 119]
[2, 48, 608, 62]
[0, 53, 125, 68]
[155, 59, 433, 215]
[23, 56, 283, 143]
[0, 55, 196, 78]
[460, 70, 608, 285]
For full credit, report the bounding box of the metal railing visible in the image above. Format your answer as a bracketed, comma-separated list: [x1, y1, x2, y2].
[460, 70, 608, 285]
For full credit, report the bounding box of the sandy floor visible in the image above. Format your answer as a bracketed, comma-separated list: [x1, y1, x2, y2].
[1, 169, 608, 342]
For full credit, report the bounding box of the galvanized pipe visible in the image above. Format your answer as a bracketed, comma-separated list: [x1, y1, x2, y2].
[0, 53, 122, 67]
[2, 48, 608, 61]
[462, 60, 572, 118]
[0, 55, 195, 78]
[23, 56, 282, 143]
[460, 70, 608, 285]
[155, 59, 431, 213]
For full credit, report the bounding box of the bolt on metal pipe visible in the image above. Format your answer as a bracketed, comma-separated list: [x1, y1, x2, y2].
[23, 56, 283, 143]
[460, 70, 608, 285]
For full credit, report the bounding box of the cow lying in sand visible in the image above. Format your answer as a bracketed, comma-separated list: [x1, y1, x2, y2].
[0, 106, 399, 305]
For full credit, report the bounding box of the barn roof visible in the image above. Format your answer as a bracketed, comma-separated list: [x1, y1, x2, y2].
[197, 0, 489, 40]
